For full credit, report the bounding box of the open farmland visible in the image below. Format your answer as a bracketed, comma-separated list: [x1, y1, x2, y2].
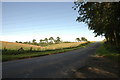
[1, 41, 42, 50]
[1, 41, 91, 61]
[45, 42, 86, 50]
[1, 41, 85, 51]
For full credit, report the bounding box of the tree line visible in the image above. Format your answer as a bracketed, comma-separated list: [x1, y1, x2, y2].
[73, 2, 120, 49]
[15, 36, 88, 46]
[76, 37, 88, 42]
[16, 37, 62, 46]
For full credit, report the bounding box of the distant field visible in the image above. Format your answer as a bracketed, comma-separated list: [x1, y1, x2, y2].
[1, 41, 91, 61]
[1, 41, 42, 50]
[1, 41, 85, 51]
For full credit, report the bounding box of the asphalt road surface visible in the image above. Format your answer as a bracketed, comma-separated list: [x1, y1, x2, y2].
[2, 42, 100, 78]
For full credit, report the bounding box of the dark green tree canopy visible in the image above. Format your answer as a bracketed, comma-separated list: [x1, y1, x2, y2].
[76, 38, 81, 42]
[73, 2, 120, 47]
[44, 38, 48, 43]
[49, 37, 54, 43]
[32, 39, 36, 43]
[81, 37, 87, 41]
[54, 37, 61, 43]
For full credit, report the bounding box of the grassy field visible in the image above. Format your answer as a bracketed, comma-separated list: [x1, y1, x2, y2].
[1, 41, 91, 61]
[1, 41, 43, 50]
[96, 42, 120, 62]
[1, 41, 86, 51]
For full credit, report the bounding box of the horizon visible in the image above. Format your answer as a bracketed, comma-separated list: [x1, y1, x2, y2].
[1, 2, 105, 42]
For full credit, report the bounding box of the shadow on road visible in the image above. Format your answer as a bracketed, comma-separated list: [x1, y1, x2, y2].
[71, 55, 119, 78]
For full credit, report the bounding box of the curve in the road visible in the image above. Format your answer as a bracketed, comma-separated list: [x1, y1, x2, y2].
[2, 42, 101, 78]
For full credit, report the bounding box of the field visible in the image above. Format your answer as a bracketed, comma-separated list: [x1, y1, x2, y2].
[1, 41, 86, 51]
[1, 41, 91, 61]
[1, 41, 42, 50]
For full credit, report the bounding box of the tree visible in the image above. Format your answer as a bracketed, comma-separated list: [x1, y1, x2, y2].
[19, 41, 22, 43]
[55, 37, 61, 43]
[73, 2, 120, 48]
[24, 42, 28, 44]
[49, 37, 54, 43]
[15, 41, 18, 43]
[40, 39, 43, 43]
[28, 41, 31, 44]
[76, 38, 81, 42]
[44, 38, 48, 43]
[32, 39, 37, 45]
[32, 39, 36, 43]
[81, 37, 87, 41]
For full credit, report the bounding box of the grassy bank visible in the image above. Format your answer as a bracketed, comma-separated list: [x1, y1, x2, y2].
[96, 42, 120, 62]
[2, 42, 91, 62]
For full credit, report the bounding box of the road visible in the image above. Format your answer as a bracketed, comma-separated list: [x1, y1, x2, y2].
[2, 42, 100, 78]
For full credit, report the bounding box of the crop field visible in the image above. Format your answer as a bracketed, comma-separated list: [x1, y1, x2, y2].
[1, 41, 85, 51]
[1, 41, 42, 50]
[1, 41, 91, 61]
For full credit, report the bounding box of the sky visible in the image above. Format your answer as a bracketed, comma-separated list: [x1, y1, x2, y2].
[1, 2, 104, 42]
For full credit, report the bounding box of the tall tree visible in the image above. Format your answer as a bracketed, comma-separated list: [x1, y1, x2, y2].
[40, 39, 43, 43]
[32, 39, 36, 43]
[81, 37, 87, 41]
[49, 37, 54, 43]
[73, 2, 120, 48]
[44, 38, 48, 43]
[56, 37, 61, 43]
[32, 39, 37, 45]
[76, 38, 81, 42]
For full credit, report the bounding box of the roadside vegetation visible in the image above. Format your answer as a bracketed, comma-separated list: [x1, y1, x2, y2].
[73, 2, 120, 63]
[73, 2, 120, 49]
[96, 42, 120, 63]
[1, 39, 91, 61]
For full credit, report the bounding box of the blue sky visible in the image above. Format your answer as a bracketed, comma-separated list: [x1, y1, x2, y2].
[2, 2, 104, 42]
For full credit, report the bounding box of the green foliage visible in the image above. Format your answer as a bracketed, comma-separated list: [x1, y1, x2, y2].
[54, 37, 61, 43]
[81, 37, 88, 41]
[19, 41, 22, 43]
[73, 2, 120, 48]
[32, 39, 37, 45]
[15, 41, 18, 43]
[96, 42, 120, 62]
[23, 42, 29, 44]
[49, 37, 54, 43]
[15, 37, 62, 46]
[63, 41, 71, 43]
[76, 37, 88, 42]
[44, 38, 48, 43]
[39, 39, 45, 43]
[32, 39, 36, 43]
[76, 38, 81, 42]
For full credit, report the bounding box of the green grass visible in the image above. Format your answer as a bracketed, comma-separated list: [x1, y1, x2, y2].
[2, 42, 91, 62]
[96, 42, 120, 62]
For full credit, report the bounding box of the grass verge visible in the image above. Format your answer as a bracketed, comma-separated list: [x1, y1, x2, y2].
[2, 42, 91, 62]
[96, 42, 120, 63]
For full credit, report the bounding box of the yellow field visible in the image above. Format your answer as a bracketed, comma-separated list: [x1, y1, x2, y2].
[1, 41, 42, 50]
[1, 41, 85, 51]
[45, 42, 85, 50]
